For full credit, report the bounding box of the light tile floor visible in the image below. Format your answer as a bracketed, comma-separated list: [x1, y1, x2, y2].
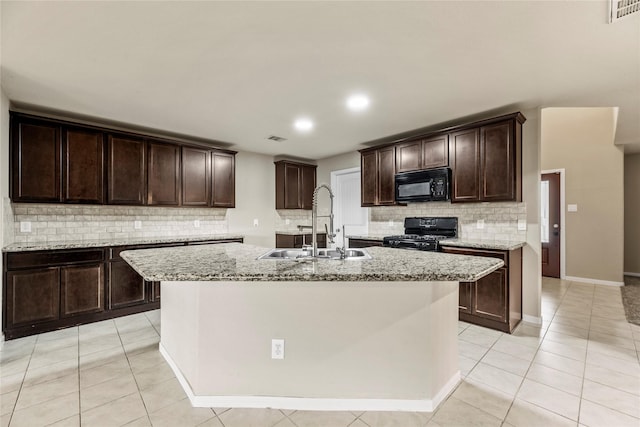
[1, 277, 639, 426]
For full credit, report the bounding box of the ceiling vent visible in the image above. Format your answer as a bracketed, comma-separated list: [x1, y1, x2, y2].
[610, 0, 640, 22]
[267, 135, 287, 142]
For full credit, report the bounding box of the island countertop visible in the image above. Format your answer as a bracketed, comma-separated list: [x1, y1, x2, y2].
[121, 242, 503, 282]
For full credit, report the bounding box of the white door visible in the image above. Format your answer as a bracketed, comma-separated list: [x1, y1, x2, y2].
[331, 168, 369, 245]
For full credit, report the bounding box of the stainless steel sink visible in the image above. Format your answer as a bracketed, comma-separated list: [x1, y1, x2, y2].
[257, 248, 372, 260]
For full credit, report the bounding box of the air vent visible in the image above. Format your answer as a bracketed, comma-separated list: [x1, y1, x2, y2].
[267, 135, 287, 142]
[610, 0, 640, 22]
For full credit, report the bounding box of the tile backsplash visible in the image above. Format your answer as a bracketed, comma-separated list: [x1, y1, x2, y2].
[369, 201, 527, 241]
[275, 209, 330, 233]
[11, 203, 229, 244]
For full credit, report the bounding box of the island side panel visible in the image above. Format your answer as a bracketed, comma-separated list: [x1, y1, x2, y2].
[160, 280, 200, 389]
[160, 280, 459, 409]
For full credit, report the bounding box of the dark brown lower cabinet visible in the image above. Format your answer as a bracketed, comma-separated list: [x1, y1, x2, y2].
[61, 264, 104, 318]
[347, 238, 383, 248]
[441, 246, 522, 333]
[6, 268, 60, 328]
[108, 260, 147, 309]
[3, 238, 243, 339]
[275, 233, 326, 248]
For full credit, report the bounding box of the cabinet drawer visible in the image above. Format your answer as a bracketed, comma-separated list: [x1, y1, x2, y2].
[6, 249, 105, 269]
[440, 247, 507, 263]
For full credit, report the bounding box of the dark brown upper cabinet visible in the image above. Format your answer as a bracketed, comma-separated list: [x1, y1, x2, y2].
[107, 134, 146, 205]
[11, 116, 62, 202]
[395, 135, 448, 173]
[450, 113, 524, 203]
[275, 160, 317, 210]
[64, 127, 105, 204]
[10, 112, 236, 209]
[360, 145, 396, 207]
[211, 151, 236, 208]
[147, 141, 181, 206]
[481, 121, 518, 201]
[450, 128, 481, 202]
[182, 146, 210, 207]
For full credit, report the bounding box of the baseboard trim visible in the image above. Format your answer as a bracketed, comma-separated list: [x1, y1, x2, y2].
[564, 275, 624, 287]
[623, 272, 640, 278]
[160, 343, 458, 412]
[522, 315, 543, 325]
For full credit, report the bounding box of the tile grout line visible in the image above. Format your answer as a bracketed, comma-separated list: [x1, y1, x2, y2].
[6, 334, 38, 427]
[498, 279, 571, 425]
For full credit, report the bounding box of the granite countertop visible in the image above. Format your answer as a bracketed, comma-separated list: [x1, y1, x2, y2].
[1, 234, 245, 253]
[439, 239, 526, 251]
[120, 242, 503, 282]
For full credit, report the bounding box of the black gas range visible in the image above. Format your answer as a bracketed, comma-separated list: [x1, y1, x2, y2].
[383, 217, 458, 252]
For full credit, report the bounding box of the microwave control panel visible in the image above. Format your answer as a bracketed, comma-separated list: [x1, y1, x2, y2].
[432, 177, 447, 197]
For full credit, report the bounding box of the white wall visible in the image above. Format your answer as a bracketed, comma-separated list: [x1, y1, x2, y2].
[541, 108, 623, 285]
[1, 88, 10, 342]
[625, 154, 640, 274]
[227, 151, 276, 248]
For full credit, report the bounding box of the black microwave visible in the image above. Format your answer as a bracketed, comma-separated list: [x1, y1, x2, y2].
[395, 168, 451, 203]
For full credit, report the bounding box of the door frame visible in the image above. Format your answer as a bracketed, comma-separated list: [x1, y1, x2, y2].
[541, 168, 566, 279]
[331, 167, 368, 238]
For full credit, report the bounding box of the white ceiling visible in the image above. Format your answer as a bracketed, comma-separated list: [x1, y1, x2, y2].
[1, 1, 639, 159]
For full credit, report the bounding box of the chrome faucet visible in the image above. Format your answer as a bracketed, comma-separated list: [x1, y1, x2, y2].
[311, 184, 336, 257]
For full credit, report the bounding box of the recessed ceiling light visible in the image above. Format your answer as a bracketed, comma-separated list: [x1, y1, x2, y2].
[346, 94, 370, 112]
[294, 118, 314, 132]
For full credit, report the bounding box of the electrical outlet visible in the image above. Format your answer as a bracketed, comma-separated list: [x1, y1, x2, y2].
[253, 218, 259, 227]
[134, 220, 142, 229]
[476, 219, 485, 229]
[194, 220, 201, 228]
[271, 339, 285, 359]
[517, 219, 527, 231]
[388, 220, 394, 227]
[20, 221, 31, 233]
[285, 219, 290, 225]
[568, 204, 578, 212]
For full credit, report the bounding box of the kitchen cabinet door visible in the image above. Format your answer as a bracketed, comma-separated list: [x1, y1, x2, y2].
[360, 146, 397, 206]
[107, 135, 146, 205]
[450, 128, 480, 202]
[182, 146, 210, 206]
[211, 152, 235, 208]
[60, 263, 104, 317]
[11, 117, 62, 202]
[360, 150, 377, 206]
[377, 146, 396, 205]
[395, 140, 422, 173]
[458, 281, 473, 314]
[301, 164, 316, 209]
[6, 268, 60, 328]
[148, 141, 181, 206]
[64, 127, 105, 204]
[472, 268, 508, 322]
[108, 260, 147, 309]
[481, 122, 515, 201]
[422, 135, 449, 169]
[275, 161, 315, 210]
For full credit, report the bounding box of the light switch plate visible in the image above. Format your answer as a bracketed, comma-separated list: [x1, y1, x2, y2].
[194, 220, 200, 228]
[476, 219, 485, 229]
[20, 221, 31, 233]
[134, 220, 142, 229]
[568, 204, 578, 212]
[517, 219, 527, 231]
[253, 218, 259, 227]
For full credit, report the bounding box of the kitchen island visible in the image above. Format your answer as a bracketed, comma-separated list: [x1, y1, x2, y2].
[121, 243, 503, 412]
